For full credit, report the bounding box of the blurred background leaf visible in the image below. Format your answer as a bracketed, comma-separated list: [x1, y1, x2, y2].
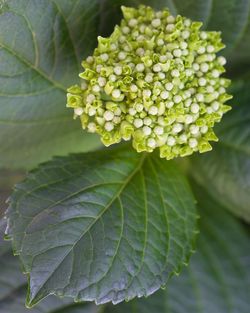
[0, 0, 102, 170]
[191, 79, 250, 222]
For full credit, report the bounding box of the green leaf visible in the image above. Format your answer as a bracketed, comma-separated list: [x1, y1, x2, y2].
[0, 0, 101, 169]
[6, 145, 197, 307]
[103, 185, 250, 313]
[0, 220, 98, 313]
[191, 80, 250, 222]
[101, 0, 250, 72]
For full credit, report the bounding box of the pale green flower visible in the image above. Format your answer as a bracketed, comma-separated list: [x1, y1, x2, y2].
[67, 5, 232, 160]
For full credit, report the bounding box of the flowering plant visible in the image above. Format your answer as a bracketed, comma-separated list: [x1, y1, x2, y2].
[0, 1, 249, 313]
[67, 6, 231, 159]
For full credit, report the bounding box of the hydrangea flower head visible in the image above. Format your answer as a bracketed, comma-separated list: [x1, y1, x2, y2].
[67, 5, 232, 160]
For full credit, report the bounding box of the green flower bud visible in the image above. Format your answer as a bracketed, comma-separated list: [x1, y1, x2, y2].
[66, 5, 232, 160]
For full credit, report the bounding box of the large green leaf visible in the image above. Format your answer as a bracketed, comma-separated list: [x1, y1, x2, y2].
[101, 0, 250, 72]
[191, 80, 250, 222]
[103, 185, 250, 313]
[6, 145, 197, 307]
[0, 0, 101, 169]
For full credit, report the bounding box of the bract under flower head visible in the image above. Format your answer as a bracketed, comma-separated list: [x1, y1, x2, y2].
[67, 5, 232, 160]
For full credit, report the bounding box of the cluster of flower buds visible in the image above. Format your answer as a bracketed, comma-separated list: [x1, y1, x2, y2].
[67, 5, 232, 159]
